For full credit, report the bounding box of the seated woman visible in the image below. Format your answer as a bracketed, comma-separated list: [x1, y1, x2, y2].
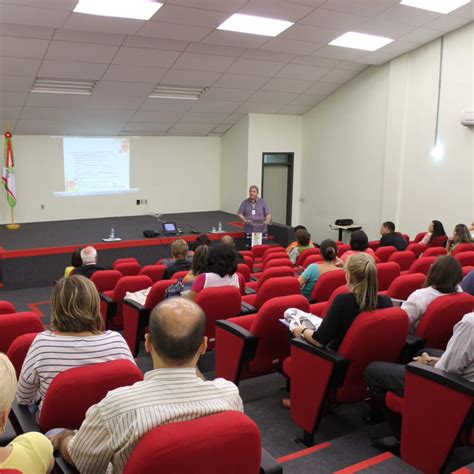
[400, 255, 464, 333]
[16, 275, 135, 414]
[340, 230, 375, 263]
[446, 223, 473, 254]
[64, 247, 83, 277]
[183, 244, 209, 285]
[298, 239, 343, 299]
[187, 244, 245, 300]
[0, 353, 54, 473]
[420, 220, 447, 247]
[288, 229, 315, 264]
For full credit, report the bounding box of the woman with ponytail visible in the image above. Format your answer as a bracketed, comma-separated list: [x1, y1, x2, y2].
[298, 239, 343, 299]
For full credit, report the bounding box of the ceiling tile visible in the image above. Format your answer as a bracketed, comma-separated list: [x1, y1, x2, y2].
[260, 38, 320, 55]
[0, 23, 54, 39]
[38, 60, 108, 80]
[0, 36, 49, 59]
[173, 52, 236, 73]
[399, 28, 442, 45]
[20, 107, 135, 122]
[169, 122, 218, 134]
[227, 58, 286, 76]
[238, 0, 314, 22]
[277, 63, 331, 81]
[291, 55, 340, 68]
[24, 93, 144, 110]
[130, 110, 185, 122]
[0, 0, 76, 10]
[123, 122, 174, 133]
[15, 119, 65, 133]
[102, 64, 168, 84]
[46, 41, 119, 64]
[355, 19, 416, 39]
[201, 87, 254, 101]
[425, 14, 471, 32]
[139, 98, 195, 112]
[0, 56, 41, 76]
[190, 100, 241, 113]
[63, 13, 144, 35]
[208, 132, 223, 136]
[213, 73, 270, 89]
[151, 4, 228, 28]
[287, 0, 326, 6]
[277, 104, 312, 114]
[0, 106, 21, 119]
[225, 112, 246, 123]
[124, 36, 189, 51]
[322, 0, 398, 17]
[355, 51, 395, 65]
[159, 69, 221, 87]
[167, 0, 248, 13]
[374, 4, 440, 27]
[281, 24, 343, 43]
[113, 47, 180, 68]
[137, 21, 212, 42]
[200, 30, 270, 49]
[212, 123, 233, 133]
[300, 7, 367, 29]
[53, 29, 126, 46]
[320, 67, 360, 83]
[186, 42, 245, 57]
[313, 44, 367, 61]
[262, 77, 313, 93]
[249, 90, 298, 104]
[241, 48, 295, 63]
[182, 112, 230, 122]
[306, 81, 340, 94]
[290, 93, 325, 106]
[92, 81, 154, 99]
[0, 3, 70, 28]
[0, 90, 27, 106]
[336, 60, 367, 71]
[0, 74, 34, 91]
[236, 102, 282, 113]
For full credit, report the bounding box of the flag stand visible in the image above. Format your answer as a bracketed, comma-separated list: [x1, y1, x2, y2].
[3, 130, 19, 230]
[6, 207, 19, 230]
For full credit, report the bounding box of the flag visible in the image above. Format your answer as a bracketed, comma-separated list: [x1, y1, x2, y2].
[3, 131, 16, 208]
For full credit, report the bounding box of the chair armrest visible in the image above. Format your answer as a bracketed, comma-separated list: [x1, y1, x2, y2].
[9, 400, 41, 434]
[250, 276, 258, 282]
[123, 299, 146, 312]
[390, 298, 405, 307]
[397, 334, 425, 364]
[55, 456, 79, 474]
[245, 287, 257, 295]
[99, 293, 114, 305]
[241, 301, 257, 315]
[260, 448, 282, 474]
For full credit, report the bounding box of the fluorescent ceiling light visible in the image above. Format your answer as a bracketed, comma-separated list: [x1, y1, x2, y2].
[31, 78, 96, 95]
[217, 13, 294, 37]
[329, 31, 394, 51]
[73, 0, 163, 20]
[149, 85, 206, 100]
[400, 0, 471, 14]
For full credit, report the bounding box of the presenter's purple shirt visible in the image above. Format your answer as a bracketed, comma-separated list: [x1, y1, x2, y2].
[237, 198, 271, 234]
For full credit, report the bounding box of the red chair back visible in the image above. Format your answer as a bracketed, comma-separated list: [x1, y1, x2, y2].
[0, 301, 16, 314]
[196, 287, 242, 349]
[295, 248, 320, 267]
[376, 262, 401, 291]
[123, 412, 262, 474]
[252, 244, 271, 259]
[415, 292, 474, 349]
[388, 251, 415, 272]
[401, 233, 410, 243]
[384, 273, 426, 301]
[253, 276, 300, 310]
[414, 232, 427, 243]
[249, 295, 309, 374]
[39, 359, 143, 432]
[337, 307, 408, 402]
[6, 332, 39, 377]
[375, 246, 397, 263]
[262, 246, 285, 258]
[237, 263, 251, 282]
[261, 252, 289, 267]
[263, 258, 292, 270]
[303, 254, 324, 268]
[310, 270, 346, 302]
[422, 247, 447, 258]
[368, 240, 380, 251]
[114, 262, 141, 276]
[337, 244, 350, 257]
[91, 270, 122, 293]
[243, 255, 254, 271]
[321, 285, 351, 318]
[454, 251, 474, 267]
[113, 258, 138, 267]
[139, 265, 166, 282]
[144, 279, 177, 310]
[406, 256, 436, 275]
[406, 243, 427, 258]
[239, 250, 254, 260]
[452, 243, 474, 255]
[0, 312, 43, 353]
[463, 266, 474, 276]
[255, 266, 295, 290]
[171, 270, 189, 279]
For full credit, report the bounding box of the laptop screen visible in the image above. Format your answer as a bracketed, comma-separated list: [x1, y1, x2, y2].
[163, 222, 177, 233]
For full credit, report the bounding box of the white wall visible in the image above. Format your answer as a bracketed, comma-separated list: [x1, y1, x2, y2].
[3, 135, 221, 223]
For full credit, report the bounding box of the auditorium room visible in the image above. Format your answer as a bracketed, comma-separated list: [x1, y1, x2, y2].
[0, 0, 473, 472]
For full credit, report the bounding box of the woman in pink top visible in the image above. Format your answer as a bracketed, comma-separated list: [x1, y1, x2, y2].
[188, 244, 245, 300]
[341, 230, 375, 264]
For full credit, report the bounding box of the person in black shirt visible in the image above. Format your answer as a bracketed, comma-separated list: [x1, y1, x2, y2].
[163, 239, 192, 279]
[378, 221, 408, 251]
[73, 246, 105, 279]
[220, 235, 245, 264]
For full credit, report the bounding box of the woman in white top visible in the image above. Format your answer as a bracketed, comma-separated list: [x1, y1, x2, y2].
[401, 256, 464, 333]
[16, 275, 135, 413]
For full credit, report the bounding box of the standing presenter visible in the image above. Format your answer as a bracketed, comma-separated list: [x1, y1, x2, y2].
[237, 185, 272, 246]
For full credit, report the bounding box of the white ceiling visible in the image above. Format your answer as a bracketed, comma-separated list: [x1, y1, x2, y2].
[0, 0, 472, 136]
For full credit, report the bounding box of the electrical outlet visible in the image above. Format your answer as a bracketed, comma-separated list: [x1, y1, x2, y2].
[144, 199, 148, 204]
[136, 199, 140, 205]
[299, 197, 305, 203]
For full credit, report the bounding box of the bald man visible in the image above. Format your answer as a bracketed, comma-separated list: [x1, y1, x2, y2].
[220, 235, 244, 263]
[51, 298, 243, 473]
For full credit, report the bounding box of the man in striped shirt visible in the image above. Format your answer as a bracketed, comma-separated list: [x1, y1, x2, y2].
[51, 298, 243, 473]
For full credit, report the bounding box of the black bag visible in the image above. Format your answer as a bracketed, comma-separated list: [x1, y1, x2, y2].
[164, 278, 185, 298]
[143, 229, 159, 238]
[335, 219, 354, 226]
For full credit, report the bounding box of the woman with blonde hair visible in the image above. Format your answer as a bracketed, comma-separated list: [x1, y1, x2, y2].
[183, 244, 209, 285]
[0, 354, 54, 473]
[446, 223, 473, 254]
[16, 275, 135, 414]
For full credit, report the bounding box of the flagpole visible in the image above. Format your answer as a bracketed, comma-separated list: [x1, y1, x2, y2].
[3, 130, 20, 230]
[6, 207, 19, 230]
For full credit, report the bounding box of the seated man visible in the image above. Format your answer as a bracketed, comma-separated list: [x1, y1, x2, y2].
[72, 246, 104, 278]
[50, 298, 243, 473]
[163, 239, 192, 279]
[220, 235, 244, 263]
[378, 221, 408, 251]
[365, 311, 474, 452]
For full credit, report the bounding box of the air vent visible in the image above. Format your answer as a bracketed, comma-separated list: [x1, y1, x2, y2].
[31, 78, 97, 95]
[148, 85, 206, 100]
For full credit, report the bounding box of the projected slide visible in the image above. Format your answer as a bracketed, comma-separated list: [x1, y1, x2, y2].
[55, 137, 139, 197]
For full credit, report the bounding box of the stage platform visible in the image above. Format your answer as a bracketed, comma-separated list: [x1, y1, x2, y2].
[0, 211, 246, 289]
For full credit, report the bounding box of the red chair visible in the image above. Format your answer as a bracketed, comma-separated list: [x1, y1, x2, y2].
[414, 232, 427, 243]
[123, 279, 177, 356]
[239, 250, 254, 260]
[100, 275, 152, 329]
[0, 301, 16, 314]
[253, 252, 289, 271]
[295, 248, 320, 267]
[195, 287, 242, 350]
[303, 254, 324, 268]
[452, 243, 474, 255]
[113, 258, 138, 267]
[91, 270, 123, 293]
[139, 264, 166, 282]
[251, 258, 292, 278]
[401, 256, 436, 276]
[401, 233, 410, 243]
[309, 284, 350, 316]
[252, 244, 271, 262]
[246, 266, 295, 292]
[422, 247, 447, 258]
[463, 265, 474, 276]
[388, 251, 415, 272]
[262, 246, 285, 257]
[171, 270, 189, 279]
[454, 251, 474, 267]
[6, 333, 39, 378]
[407, 243, 427, 258]
[337, 244, 350, 257]
[287, 307, 408, 445]
[310, 270, 346, 303]
[216, 295, 310, 384]
[241, 276, 300, 313]
[123, 412, 267, 474]
[375, 246, 397, 263]
[379, 273, 426, 301]
[237, 263, 251, 282]
[414, 292, 474, 349]
[376, 262, 401, 291]
[243, 255, 254, 272]
[0, 312, 43, 353]
[368, 240, 380, 251]
[114, 262, 141, 276]
[385, 364, 473, 474]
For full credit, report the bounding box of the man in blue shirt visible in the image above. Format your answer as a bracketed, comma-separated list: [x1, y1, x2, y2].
[237, 185, 272, 239]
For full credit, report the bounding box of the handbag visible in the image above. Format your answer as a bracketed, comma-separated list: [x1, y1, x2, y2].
[164, 278, 185, 298]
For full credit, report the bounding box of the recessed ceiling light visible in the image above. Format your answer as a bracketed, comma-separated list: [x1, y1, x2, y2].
[73, 0, 163, 20]
[217, 13, 294, 37]
[329, 32, 394, 51]
[400, 0, 471, 14]
[31, 78, 96, 95]
[149, 85, 206, 100]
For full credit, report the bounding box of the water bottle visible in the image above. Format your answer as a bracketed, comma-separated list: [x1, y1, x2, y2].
[218, 221, 222, 232]
[110, 227, 115, 239]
